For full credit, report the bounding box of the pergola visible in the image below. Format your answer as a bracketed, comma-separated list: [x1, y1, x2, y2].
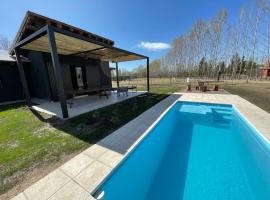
[13, 17, 149, 118]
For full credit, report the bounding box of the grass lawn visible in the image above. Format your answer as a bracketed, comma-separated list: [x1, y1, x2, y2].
[222, 81, 270, 113]
[0, 93, 168, 197]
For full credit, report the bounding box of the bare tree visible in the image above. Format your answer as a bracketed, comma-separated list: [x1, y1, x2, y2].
[248, 8, 260, 79]
[147, 1, 269, 81]
[0, 35, 11, 50]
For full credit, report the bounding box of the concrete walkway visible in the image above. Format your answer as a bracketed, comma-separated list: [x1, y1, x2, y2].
[12, 93, 270, 200]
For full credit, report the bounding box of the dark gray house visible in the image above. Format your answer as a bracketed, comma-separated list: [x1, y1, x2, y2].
[0, 50, 29, 103]
[1, 11, 149, 118]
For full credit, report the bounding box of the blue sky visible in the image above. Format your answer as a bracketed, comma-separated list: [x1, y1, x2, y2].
[0, 0, 250, 70]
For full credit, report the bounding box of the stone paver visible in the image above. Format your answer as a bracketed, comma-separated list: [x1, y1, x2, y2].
[24, 169, 71, 200]
[11, 93, 270, 200]
[82, 144, 108, 159]
[60, 154, 94, 178]
[48, 180, 95, 200]
[11, 193, 27, 200]
[97, 150, 123, 168]
[74, 161, 111, 193]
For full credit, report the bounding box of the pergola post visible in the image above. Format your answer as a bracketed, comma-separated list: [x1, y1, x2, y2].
[14, 49, 32, 106]
[116, 62, 119, 88]
[146, 57, 150, 91]
[47, 25, 69, 118]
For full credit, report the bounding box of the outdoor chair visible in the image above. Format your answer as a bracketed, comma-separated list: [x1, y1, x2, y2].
[213, 84, 219, 91]
[120, 84, 137, 93]
[186, 84, 192, 91]
[197, 82, 205, 92]
[117, 87, 128, 96]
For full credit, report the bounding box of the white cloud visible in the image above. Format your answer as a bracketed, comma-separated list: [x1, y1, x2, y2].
[138, 42, 171, 51]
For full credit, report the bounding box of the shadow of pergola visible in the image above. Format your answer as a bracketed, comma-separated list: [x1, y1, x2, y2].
[29, 93, 182, 155]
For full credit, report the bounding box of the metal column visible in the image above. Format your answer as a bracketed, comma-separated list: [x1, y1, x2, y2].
[116, 62, 119, 88]
[47, 25, 69, 118]
[14, 49, 32, 106]
[146, 57, 150, 91]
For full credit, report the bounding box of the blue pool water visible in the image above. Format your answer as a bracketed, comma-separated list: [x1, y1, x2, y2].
[94, 101, 270, 200]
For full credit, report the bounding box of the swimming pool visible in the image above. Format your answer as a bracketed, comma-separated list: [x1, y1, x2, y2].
[93, 101, 270, 200]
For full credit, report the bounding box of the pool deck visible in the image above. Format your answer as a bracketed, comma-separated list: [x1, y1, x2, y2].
[12, 93, 270, 200]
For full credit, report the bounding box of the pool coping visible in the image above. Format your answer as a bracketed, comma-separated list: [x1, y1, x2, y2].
[11, 93, 270, 200]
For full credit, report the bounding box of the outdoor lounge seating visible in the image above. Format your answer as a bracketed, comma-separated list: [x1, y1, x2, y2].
[126, 85, 137, 93]
[196, 81, 207, 92]
[67, 87, 116, 108]
[116, 85, 137, 96]
[117, 87, 128, 96]
[120, 85, 137, 92]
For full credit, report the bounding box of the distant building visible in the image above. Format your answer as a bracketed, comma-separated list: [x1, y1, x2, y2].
[261, 62, 270, 78]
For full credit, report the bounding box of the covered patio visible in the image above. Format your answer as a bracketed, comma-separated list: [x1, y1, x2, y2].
[12, 11, 150, 118]
[32, 91, 146, 118]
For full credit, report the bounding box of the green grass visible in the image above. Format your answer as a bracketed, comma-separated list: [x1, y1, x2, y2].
[150, 85, 184, 94]
[0, 93, 168, 195]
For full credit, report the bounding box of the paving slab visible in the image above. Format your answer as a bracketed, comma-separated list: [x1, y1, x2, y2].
[60, 154, 94, 178]
[82, 144, 108, 159]
[97, 150, 123, 168]
[11, 193, 27, 200]
[24, 169, 71, 200]
[74, 161, 111, 193]
[48, 180, 95, 200]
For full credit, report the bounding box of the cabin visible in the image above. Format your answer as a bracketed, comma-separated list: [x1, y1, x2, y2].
[1, 11, 149, 118]
[261, 62, 270, 78]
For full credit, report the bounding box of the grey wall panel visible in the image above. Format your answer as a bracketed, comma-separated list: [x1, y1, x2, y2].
[86, 65, 100, 89]
[61, 63, 73, 94]
[43, 53, 112, 94]
[27, 52, 52, 100]
[46, 61, 58, 101]
[100, 61, 112, 88]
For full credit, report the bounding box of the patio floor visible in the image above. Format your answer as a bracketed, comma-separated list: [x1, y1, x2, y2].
[12, 93, 270, 200]
[31, 91, 146, 119]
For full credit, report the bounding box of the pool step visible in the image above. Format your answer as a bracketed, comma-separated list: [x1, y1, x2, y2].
[212, 108, 232, 114]
[212, 108, 232, 125]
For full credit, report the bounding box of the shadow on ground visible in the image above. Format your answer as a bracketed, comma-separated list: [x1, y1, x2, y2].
[29, 93, 181, 154]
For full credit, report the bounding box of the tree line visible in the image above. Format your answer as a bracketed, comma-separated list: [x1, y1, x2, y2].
[131, 0, 270, 80]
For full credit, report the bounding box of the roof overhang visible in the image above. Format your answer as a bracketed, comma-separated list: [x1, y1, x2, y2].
[10, 11, 114, 54]
[13, 25, 147, 62]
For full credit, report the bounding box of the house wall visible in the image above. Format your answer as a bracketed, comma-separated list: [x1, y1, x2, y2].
[43, 54, 112, 100]
[262, 69, 270, 78]
[26, 52, 52, 100]
[0, 62, 24, 103]
[100, 61, 112, 87]
[0, 52, 112, 103]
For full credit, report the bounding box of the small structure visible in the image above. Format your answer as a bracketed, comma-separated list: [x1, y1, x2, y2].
[261, 62, 270, 78]
[4, 11, 149, 118]
[0, 50, 29, 104]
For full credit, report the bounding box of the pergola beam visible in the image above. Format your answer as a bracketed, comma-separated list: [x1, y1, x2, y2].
[52, 26, 147, 60]
[53, 26, 111, 49]
[47, 25, 69, 118]
[14, 25, 48, 49]
[70, 47, 106, 56]
[14, 49, 32, 106]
